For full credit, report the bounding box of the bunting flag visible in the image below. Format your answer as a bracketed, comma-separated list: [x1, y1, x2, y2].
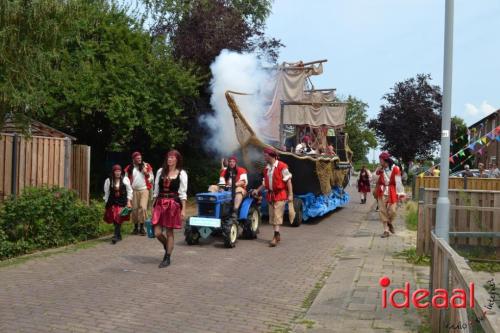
[478, 148, 484, 155]
[459, 150, 465, 157]
[481, 137, 488, 144]
[449, 156, 455, 163]
[497, 135, 500, 142]
[487, 132, 495, 140]
[496, 126, 500, 134]
[468, 143, 475, 150]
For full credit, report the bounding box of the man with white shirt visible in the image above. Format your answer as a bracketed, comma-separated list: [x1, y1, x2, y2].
[374, 151, 405, 238]
[252, 147, 293, 247]
[124, 152, 154, 235]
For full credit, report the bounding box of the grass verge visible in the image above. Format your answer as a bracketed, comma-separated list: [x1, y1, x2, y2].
[394, 247, 431, 266]
[404, 201, 418, 231]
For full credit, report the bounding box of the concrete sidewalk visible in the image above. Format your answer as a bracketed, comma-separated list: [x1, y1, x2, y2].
[293, 199, 430, 333]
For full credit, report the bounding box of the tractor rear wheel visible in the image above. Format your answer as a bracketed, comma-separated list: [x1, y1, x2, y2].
[289, 198, 303, 227]
[243, 206, 260, 239]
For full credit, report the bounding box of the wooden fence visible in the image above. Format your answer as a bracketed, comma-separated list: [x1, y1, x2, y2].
[417, 188, 500, 258]
[0, 134, 90, 203]
[414, 176, 500, 199]
[430, 232, 500, 332]
[71, 144, 91, 203]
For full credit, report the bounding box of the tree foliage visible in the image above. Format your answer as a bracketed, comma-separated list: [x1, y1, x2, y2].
[369, 74, 442, 168]
[344, 96, 376, 163]
[143, 0, 283, 69]
[450, 116, 472, 170]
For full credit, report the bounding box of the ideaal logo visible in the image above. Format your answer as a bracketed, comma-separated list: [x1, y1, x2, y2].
[379, 276, 475, 309]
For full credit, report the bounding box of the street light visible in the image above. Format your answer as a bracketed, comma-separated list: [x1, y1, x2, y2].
[435, 0, 454, 243]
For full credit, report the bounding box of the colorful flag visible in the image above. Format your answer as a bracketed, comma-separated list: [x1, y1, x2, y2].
[459, 150, 465, 157]
[468, 143, 475, 150]
[449, 156, 455, 163]
[481, 137, 488, 144]
[487, 132, 495, 140]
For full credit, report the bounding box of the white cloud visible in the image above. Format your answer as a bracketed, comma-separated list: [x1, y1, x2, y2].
[465, 103, 479, 116]
[480, 101, 496, 115]
[465, 101, 497, 117]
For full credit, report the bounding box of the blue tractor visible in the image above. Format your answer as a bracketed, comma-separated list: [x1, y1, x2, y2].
[184, 190, 261, 248]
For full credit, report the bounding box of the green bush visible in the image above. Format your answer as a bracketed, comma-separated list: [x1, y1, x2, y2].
[0, 187, 103, 260]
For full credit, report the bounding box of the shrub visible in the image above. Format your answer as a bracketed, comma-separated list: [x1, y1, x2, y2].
[0, 187, 103, 260]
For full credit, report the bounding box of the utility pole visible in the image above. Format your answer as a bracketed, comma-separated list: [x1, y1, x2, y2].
[435, 0, 454, 243]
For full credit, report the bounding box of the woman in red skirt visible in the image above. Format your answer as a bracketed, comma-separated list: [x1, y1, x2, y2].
[152, 150, 188, 268]
[357, 165, 372, 204]
[103, 165, 133, 244]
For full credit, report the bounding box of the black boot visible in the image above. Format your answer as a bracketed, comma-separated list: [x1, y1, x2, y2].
[117, 223, 122, 241]
[139, 223, 146, 236]
[112, 223, 120, 244]
[132, 223, 139, 235]
[159, 253, 171, 268]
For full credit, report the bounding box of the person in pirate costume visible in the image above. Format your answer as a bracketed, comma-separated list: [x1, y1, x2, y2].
[374, 151, 405, 238]
[124, 152, 154, 236]
[103, 165, 133, 244]
[152, 150, 188, 268]
[208, 156, 248, 217]
[252, 147, 293, 247]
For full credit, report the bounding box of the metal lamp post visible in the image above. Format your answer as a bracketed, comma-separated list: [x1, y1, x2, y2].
[436, 0, 454, 243]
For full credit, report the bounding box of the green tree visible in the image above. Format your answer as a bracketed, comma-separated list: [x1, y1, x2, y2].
[369, 74, 442, 170]
[450, 116, 472, 171]
[0, 0, 72, 129]
[344, 96, 377, 163]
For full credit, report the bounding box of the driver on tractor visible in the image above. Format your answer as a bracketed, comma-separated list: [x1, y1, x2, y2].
[208, 156, 248, 218]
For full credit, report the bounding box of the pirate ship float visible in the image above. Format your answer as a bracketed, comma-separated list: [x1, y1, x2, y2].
[226, 59, 352, 224]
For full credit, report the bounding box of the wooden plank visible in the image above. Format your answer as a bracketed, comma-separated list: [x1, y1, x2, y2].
[25, 139, 32, 188]
[47, 139, 53, 186]
[60, 140, 66, 187]
[54, 139, 62, 186]
[0, 136, 6, 201]
[417, 202, 425, 255]
[42, 138, 49, 185]
[36, 137, 43, 186]
[4, 135, 13, 198]
[18, 137, 26, 193]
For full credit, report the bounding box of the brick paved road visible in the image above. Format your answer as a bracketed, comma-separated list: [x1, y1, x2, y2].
[0, 188, 363, 333]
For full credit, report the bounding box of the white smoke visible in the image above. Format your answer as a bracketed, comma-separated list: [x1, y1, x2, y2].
[200, 49, 272, 156]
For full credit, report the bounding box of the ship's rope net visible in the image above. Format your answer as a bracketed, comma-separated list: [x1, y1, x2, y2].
[225, 91, 347, 193]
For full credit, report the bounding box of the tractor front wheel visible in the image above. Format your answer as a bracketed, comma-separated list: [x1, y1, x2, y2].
[185, 227, 200, 245]
[223, 220, 238, 248]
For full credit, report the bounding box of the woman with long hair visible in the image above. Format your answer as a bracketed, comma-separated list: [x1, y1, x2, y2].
[152, 150, 188, 268]
[103, 165, 133, 244]
[357, 165, 371, 204]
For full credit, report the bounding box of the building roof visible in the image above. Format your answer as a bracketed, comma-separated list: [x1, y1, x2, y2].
[468, 109, 500, 129]
[1, 116, 77, 140]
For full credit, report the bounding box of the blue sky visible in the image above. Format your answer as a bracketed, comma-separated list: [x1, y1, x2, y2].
[265, 0, 500, 127]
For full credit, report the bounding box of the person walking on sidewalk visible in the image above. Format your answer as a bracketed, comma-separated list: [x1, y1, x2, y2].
[103, 165, 133, 244]
[252, 147, 293, 247]
[125, 151, 154, 236]
[152, 150, 188, 268]
[374, 152, 405, 238]
[357, 165, 371, 204]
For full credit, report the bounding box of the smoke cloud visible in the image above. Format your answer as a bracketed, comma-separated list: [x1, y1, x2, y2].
[200, 49, 272, 156]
